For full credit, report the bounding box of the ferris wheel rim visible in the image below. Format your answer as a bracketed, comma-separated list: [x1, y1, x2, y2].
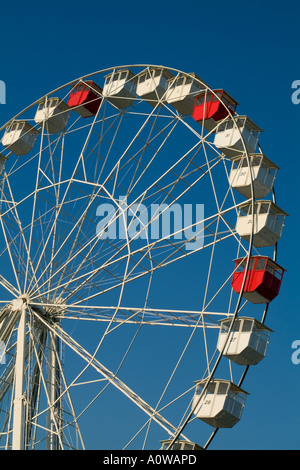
[0, 63, 280, 450]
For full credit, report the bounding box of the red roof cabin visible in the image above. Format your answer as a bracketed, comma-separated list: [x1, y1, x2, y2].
[68, 81, 102, 117]
[232, 256, 285, 304]
[192, 89, 238, 131]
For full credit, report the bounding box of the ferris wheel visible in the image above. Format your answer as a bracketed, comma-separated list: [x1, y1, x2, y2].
[0, 65, 287, 450]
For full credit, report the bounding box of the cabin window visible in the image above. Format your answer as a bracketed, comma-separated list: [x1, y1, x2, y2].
[260, 203, 270, 214]
[256, 258, 267, 270]
[217, 382, 229, 394]
[235, 257, 256, 271]
[206, 382, 216, 394]
[269, 207, 277, 218]
[38, 101, 45, 111]
[138, 73, 147, 83]
[266, 262, 283, 279]
[236, 117, 246, 128]
[232, 320, 240, 332]
[217, 122, 226, 132]
[109, 74, 118, 82]
[248, 258, 256, 270]
[244, 123, 252, 133]
[212, 91, 222, 102]
[171, 442, 181, 450]
[261, 160, 270, 172]
[273, 268, 283, 279]
[224, 98, 236, 112]
[225, 120, 234, 130]
[233, 391, 246, 405]
[196, 381, 216, 395]
[241, 319, 252, 332]
[182, 443, 193, 450]
[221, 320, 240, 333]
[236, 259, 246, 272]
[242, 204, 259, 216]
[240, 157, 249, 168]
[196, 95, 206, 106]
[10, 122, 22, 132]
[76, 84, 85, 92]
[252, 155, 262, 166]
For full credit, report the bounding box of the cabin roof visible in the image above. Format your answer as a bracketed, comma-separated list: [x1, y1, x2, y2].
[230, 153, 280, 169]
[233, 255, 286, 272]
[194, 378, 249, 395]
[238, 199, 288, 216]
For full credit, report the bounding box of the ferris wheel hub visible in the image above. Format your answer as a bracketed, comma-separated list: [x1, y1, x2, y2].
[19, 293, 30, 304]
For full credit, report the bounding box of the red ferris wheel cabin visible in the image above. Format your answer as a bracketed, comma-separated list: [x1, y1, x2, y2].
[232, 256, 285, 304]
[68, 81, 102, 117]
[192, 89, 238, 131]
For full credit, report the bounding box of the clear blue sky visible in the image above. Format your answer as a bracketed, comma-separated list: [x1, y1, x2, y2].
[0, 0, 299, 450]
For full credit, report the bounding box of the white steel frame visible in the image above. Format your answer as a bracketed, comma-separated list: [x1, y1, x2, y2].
[0, 65, 279, 450]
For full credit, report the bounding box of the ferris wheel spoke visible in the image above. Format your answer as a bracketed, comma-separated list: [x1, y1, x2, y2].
[29, 307, 190, 440]
[29, 328, 84, 450]
[28, 296, 232, 329]
[24, 103, 109, 295]
[28, 155, 238, 302]
[27, 221, 236, 306]
[0, 275, 20, 298]
[27, 185, 113, 298]
[0, 65, 282, 450]
[45, 115, 130, 296]
[116, 115, 179, 196]
[0, 217, 22, 294]
[23, 123, 48, 292]
[4, 165, 56, 297]
[27, 112, 216, 300]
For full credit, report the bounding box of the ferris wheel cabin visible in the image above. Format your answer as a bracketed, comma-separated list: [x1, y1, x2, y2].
[232, 256, 285, 304]
[192, 379, 248, 428]
[217, 317, 272, 365]
[229, 154, 279, 198]
[67, 81, 102, 117]
[160, 439, 203, 451]
[214, 116, 262, 158]
[165, 73, 204, 115]
[136, 67, 174, 107]
[34, 97, 70, 134]
[1, 120, 39, 156]
[235, 200, 287, 247]
[103, 69, 137, 109]
[192, 89, 238, 131]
